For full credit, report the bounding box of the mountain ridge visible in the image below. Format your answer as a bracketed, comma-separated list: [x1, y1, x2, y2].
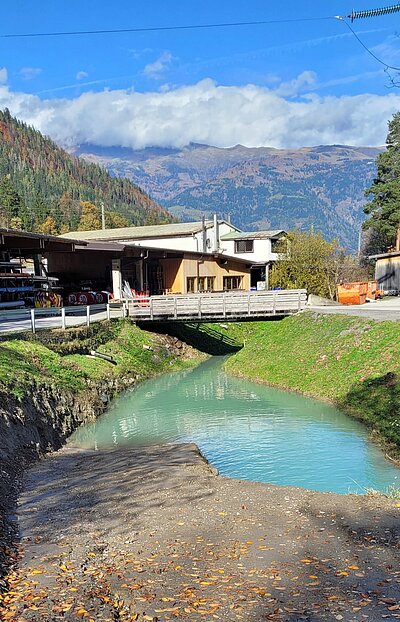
[75, 142, 381, 251]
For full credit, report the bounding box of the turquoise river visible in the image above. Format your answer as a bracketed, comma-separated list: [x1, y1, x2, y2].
[69, 356, 399, 494]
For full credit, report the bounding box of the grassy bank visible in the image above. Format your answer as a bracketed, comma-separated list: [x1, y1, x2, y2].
[0, 320, 202, 399]
[222, 312, 400, 456]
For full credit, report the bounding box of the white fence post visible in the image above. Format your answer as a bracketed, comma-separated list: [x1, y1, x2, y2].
[150, 297, 154, 320]
[248, 293, 251, 316]
[174, 296, 177, 319]
[30, 308, 36, 333]
[86, 305, 90, 327]
[273, 292, 276, 315]
[107, 303, 111, 321]
[61, 307, 66, 330]
[198, 295, 202, 319]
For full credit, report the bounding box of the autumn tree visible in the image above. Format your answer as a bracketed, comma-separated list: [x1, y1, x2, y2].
[269, 231, 342, 299]
[364, 112, 400, 253]
[37, 216, 59, 235]
[77, 201, 102, 230]
[106, 211, 130, 228]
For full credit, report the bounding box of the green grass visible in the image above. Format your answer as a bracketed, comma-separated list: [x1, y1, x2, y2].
[222, 312, 400, 454]
[0, 320, 200, 399]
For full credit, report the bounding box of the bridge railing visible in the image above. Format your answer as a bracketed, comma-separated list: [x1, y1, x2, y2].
[125, 289, 307, 322]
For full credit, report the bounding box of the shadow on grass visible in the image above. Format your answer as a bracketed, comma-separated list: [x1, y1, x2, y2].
[337, 372, 400, 451]
[139, 321, 243, 355]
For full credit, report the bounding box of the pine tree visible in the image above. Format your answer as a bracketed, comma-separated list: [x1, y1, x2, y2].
[364, 112, 400, 253]
[0, 175, 23, 227]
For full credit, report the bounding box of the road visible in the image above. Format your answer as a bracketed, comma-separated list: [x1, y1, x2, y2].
[0, 306, 124, 334]
[309, 296, 400, 321]
[0, 297, 399, 334]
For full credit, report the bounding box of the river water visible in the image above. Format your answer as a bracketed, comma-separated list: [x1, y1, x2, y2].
[69, 357, 399, 494]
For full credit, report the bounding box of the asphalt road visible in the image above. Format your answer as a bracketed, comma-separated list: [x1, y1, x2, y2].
[308, 296, 400, 322]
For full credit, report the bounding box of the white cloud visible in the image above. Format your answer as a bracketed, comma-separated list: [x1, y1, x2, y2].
[0, 77, 398, 150]
[143, 51, 174, 79]
[19, 67, 42, 80]
[0, 68, 7, 84]
[275, 71, 317, 97]
[76, 71, 89, 81]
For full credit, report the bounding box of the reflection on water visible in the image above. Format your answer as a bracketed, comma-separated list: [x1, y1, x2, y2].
[69, 357, 399, 494]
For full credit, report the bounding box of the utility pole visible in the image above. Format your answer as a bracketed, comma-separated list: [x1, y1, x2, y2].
[101, 202, 106, 230]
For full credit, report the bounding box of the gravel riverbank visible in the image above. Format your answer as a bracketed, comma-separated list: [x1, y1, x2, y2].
[2, 443, 399, 622]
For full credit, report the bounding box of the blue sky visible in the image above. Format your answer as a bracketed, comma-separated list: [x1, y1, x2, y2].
[1, 1, 400, 148]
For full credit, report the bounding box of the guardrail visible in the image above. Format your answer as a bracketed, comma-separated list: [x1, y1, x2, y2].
[124, 289, 307, 322]
[0, 302, 125, 333]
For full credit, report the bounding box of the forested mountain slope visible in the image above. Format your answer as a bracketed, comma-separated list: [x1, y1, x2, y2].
[0, 109, 172, 233]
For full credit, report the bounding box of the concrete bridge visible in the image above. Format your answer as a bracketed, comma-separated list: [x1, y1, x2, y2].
[125, 289, 307, 323]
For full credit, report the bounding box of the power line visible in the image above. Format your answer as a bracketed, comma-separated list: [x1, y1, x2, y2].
[0, 16, 334, 39]
[336, 17, 400, 71]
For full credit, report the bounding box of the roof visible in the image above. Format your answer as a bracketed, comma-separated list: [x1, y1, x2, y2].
[369, 250, 400, 260]
[61, 220, 233, 242]
[0, 227, 87, 253]
[220, 230, 286, 241]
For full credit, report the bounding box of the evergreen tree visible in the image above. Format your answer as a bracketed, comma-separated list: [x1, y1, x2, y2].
[0, 175, 23, 227]
[0, 108, 173, 233]
[364, 112, 400, 253]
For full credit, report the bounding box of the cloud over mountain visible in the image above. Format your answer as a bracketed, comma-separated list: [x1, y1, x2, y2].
[0, 77, 398, 149]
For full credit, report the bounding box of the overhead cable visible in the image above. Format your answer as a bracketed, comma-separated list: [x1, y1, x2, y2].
[0, 16, 334, 39]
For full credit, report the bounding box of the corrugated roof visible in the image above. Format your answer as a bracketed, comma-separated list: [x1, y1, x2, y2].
[61, 221, 218, 241]
[220, 230, 286, 241]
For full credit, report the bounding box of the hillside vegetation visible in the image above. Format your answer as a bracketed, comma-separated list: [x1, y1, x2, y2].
[78, 142, 381, 251]
[223, 313, 400, 455]
[0, 109, 173, 233]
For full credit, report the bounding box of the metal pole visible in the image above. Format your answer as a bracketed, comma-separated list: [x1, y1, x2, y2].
[150, 297, 154, 320]
[248, 293, 251, 316]
[174, 296, 177, 319]
[30, 308, 36, 333]
[61, 307, 66, 330]
[101, 202, 106, 230]
[107, 303, 111, 321]
[198, 295, 202, 318]
[86, 305, 90, 327]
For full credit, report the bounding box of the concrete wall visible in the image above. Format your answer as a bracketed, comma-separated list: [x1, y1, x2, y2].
[221, 238, 278, 264]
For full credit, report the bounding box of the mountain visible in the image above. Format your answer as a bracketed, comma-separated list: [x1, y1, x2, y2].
[0, 109, 173, 233]
[75, 142, 382, 251]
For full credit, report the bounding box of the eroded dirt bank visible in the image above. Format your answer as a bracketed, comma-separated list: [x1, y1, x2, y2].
[0, 321, 202, 585]
[3, 443, 399, 622]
